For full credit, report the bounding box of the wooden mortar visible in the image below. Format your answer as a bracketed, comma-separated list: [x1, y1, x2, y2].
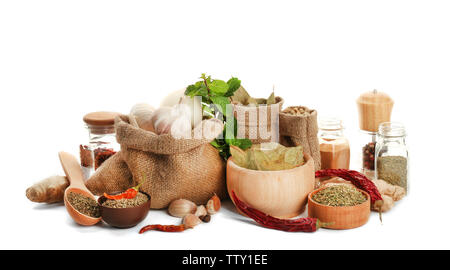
[227, 153, 315, 219]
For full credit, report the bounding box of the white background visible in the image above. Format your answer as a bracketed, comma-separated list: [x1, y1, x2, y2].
[0, 0, 448, 250]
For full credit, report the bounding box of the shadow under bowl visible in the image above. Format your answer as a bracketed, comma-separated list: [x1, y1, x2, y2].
[98, 192, 151, 228]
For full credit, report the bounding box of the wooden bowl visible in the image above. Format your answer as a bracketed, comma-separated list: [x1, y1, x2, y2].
[227, 153, 315, 219]
[308, 187, 370, 230]
[98, 192, 151, 228]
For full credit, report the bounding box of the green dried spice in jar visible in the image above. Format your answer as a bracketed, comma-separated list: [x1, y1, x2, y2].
[377, 156, 408, 191]
[312, 185, 367, 207]
[101, 192, 148, 208]
[67, 192, 100, 218]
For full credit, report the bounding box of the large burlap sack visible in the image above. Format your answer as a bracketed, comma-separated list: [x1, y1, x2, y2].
[232, 97, 284, 144]
[279, 106, 321, 171]
[86, 115, 227, 209]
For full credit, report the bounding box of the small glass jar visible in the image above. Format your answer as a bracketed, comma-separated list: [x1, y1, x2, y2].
[80, 112, 120, 180]
[318, 118, 350, 170]
[359, 130, 377, 178]
[375, 122, 409, 193]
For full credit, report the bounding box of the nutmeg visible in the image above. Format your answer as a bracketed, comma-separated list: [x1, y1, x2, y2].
[168, 199, 197, 218]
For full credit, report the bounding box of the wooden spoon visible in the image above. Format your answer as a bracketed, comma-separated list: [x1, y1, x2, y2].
[59, 151, 101, 226]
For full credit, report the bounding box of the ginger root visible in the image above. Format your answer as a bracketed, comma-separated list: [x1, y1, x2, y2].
[372, 179, 406, 201]
[26, 175, 69, 203]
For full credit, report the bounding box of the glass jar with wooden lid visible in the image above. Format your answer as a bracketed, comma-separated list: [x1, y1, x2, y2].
[80, 111, 120, 179]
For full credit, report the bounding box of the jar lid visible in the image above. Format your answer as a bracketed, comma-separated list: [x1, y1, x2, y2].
[378, 122, 406, 137]
[318, 117, 344, 130]
[83, 111, 120, 126]
[356, 89, 394, 132]
[357, 89, 393, 105]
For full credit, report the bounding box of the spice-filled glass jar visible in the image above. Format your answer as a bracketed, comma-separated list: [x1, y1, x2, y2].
[318, 118, 350, 170]
[359, 130, 377, 178]
[375, 122, 409, 193]
[80, 111, 120, 180]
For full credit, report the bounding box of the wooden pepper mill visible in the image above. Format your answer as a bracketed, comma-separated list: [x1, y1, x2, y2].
[356, 89, 394, 176]
[357, 89, 394, 132]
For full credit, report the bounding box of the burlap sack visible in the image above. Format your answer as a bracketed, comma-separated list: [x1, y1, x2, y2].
[86, 115, 227, 209]
[232, 97, 284, 144]
[279, 106, 321, 171]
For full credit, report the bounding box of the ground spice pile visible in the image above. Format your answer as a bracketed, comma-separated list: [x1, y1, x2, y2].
[67, 192, 100, 218]
[101, 192, 148, 208]
[313, 185, 367, 207]
[377, 156, 408, 191]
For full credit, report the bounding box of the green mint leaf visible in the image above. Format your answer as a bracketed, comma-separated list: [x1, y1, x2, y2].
[210, 95, 230, 115]
[185, 81, 209, 98]
[209, 80, 229, 94]
[185, 84, 199, 97]
[225, 77, 241, 97]
[210, 140, 221, 148]
[237, 138, 252, 150]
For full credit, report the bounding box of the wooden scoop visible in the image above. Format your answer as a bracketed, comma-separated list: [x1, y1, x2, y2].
[59, 151, 101, 226]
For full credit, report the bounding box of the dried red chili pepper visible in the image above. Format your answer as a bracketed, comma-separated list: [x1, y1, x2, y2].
[103, 181, 143, 200]
[139, 224, 186, 233]
[315, 169, 383, 210]
[231, 191, 328, 232]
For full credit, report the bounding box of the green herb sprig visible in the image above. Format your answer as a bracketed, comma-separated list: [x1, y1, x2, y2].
[185, 73, 252, 160]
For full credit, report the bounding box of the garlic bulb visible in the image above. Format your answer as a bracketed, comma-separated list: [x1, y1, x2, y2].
[179, 95, 202, 128]
[160, 89, 202, 128]
[130, 103, 155, 132]
[150, 104, 192, 138]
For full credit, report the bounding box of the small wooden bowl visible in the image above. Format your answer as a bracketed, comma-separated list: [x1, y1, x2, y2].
[98, 192, 151, 228]
[227, 153, 315, 219]
[308, 187, 370, 230]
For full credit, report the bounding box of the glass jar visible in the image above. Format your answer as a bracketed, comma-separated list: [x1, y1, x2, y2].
[359, 130, 377, 179]
[318, 118, 350, 170]
[80, 112, 120, 180]
[375, 122, 408, 193]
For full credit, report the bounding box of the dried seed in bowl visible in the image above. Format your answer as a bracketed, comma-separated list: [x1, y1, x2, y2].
[312, 185, 367, 207]
[102, 192, 148, 208]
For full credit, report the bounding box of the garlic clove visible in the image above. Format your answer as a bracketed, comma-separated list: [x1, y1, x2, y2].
[206, 194, 221, 215]
[194, 205, 207, 217]
[170, 116, 192, 139]
[168, 199, 197, 218]
[183, 214, 202, 229]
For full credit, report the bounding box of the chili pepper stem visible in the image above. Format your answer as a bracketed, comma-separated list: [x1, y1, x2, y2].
[317, 220, 334, 229]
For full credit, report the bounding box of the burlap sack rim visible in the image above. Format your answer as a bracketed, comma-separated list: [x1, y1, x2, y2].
[279, 106, 319, 137]
[115, 115, 224, 155]
[232, 96, 284, 126]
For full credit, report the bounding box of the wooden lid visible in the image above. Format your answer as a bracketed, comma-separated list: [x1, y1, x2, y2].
[357, 89, 393, 105]
[356, 90, 394, 132]
[83, 111, 120, 126]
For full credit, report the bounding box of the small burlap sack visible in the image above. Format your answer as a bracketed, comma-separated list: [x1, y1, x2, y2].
[86, 115, 227, 209]
[232, 97, 284, 144]
[279, 106, 321, 171]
